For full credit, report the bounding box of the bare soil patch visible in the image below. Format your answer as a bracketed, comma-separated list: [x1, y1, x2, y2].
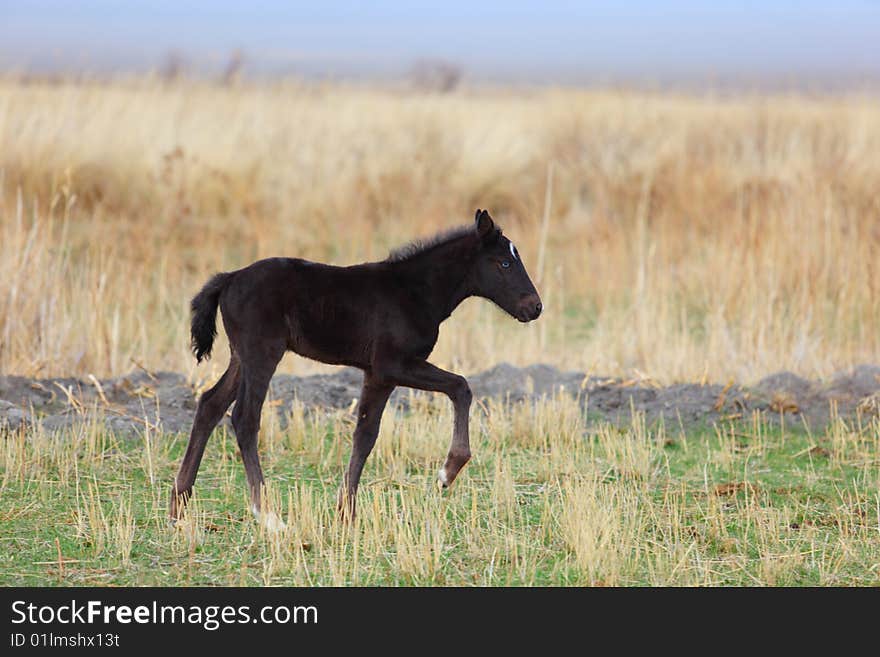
[1, 364, 878, 437]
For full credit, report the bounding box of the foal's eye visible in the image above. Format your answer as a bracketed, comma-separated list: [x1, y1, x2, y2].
[501, 261, 511, 268]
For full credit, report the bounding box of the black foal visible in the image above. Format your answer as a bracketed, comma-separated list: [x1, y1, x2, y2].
[170, 209, 542, 526]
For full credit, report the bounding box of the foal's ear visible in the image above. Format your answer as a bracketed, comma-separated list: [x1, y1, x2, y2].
[475, 209, 495, 239]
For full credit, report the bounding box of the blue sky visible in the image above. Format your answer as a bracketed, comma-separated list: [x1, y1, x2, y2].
[2, 1, 879, 84]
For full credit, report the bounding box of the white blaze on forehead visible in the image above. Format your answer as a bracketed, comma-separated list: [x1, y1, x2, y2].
[509, 241, 518, 260]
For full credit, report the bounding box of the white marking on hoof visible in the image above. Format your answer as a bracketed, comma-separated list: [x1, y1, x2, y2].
[252, 506, 288, 533]
[437, 467, 450, 488]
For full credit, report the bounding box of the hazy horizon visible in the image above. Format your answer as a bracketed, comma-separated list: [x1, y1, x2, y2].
[3, 1, 880, 89]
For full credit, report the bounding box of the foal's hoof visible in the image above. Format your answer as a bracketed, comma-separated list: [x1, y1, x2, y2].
[252, 507, 288, 534]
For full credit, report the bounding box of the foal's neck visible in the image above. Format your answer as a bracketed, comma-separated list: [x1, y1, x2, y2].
[395, 238, 476, 323]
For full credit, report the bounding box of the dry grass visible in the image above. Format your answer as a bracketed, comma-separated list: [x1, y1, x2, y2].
[1, 77, 878, 382]
[4, 77, 878, 586]
[2, 395, 879, 586]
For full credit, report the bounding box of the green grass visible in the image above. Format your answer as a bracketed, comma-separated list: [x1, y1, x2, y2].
[2, 395, 879, 586]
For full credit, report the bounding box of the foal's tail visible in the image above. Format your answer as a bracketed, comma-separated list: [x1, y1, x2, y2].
[190, 272, 234, 363]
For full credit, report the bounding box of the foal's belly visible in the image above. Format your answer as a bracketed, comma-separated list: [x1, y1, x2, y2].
[283, 297, 370, 369]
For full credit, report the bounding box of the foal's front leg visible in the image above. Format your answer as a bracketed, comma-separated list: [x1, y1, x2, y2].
[384, 360, 473, 489]
[338, 376, 394, 519]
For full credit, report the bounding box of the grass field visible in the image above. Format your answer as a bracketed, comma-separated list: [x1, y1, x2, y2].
[2, 77, 879, 586]
[2, 395, 878, 586]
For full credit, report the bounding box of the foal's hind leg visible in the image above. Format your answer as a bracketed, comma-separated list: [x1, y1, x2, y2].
[170, 355, 241, 521]
[231, 347, 284, 529]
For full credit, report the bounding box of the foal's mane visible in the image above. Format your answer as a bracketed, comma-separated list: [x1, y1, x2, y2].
[386, 225, 481, 263]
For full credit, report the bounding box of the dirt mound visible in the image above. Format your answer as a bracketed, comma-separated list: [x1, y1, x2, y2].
[1, 364, 879, 438]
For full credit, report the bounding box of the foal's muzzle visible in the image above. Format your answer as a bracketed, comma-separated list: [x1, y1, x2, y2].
[516, 295, 543, 322]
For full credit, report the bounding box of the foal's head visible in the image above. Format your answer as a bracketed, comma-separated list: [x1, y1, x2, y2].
[468, 209, 542, 322]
